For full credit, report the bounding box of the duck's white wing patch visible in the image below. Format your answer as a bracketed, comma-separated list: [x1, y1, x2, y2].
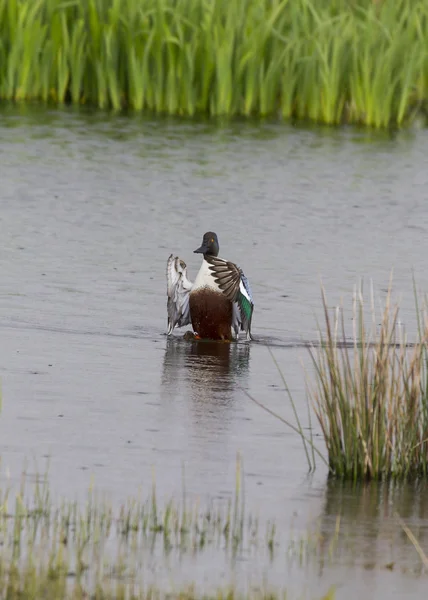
[205, 256, 254, 340]
[166, 255, 193, 334]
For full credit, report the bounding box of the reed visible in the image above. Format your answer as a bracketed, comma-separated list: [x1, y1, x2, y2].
[0, 0, 427, 127]
[308, 282, 428, 481]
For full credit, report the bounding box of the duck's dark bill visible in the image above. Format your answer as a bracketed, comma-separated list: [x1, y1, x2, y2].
[194, 244, 208, 254]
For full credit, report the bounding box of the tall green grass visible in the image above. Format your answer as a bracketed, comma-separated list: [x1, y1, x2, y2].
[308, 283, 428, 481]
[0, 0, 428, 127]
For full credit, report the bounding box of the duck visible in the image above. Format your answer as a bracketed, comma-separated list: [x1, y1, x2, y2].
[166, 231, 254, 341]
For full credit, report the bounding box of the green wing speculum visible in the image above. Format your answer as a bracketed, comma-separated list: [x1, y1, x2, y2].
[206, 256, 254, 340]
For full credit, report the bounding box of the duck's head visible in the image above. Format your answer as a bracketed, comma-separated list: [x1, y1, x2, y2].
[194, 231, 219, 257]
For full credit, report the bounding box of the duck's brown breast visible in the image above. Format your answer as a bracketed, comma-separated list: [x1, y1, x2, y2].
[189, 287, 233, 341]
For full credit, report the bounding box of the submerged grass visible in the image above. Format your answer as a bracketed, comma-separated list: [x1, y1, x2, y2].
[1, 0, 428, 127]
[396, 512, 428, 571]
[0, 465, 337, 600]
[307, 281, 428, 481]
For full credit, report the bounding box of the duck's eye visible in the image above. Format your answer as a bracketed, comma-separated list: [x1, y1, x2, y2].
[210, 238, 214, 243]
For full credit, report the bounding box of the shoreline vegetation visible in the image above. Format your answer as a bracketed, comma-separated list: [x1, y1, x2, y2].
[1, 0, 428, 128]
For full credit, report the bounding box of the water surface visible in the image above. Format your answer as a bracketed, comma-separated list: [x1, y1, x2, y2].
[1, 107, 428, 598]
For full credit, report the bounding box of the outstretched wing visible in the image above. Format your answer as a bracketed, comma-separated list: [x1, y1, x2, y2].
[166, 254, 193, 334]
[205, 256, 254, 340]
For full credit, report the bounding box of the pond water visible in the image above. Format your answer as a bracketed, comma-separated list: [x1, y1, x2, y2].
[1, 106, 428, 598]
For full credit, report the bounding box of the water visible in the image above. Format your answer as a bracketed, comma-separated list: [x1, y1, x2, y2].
[1, 106, 428, 597]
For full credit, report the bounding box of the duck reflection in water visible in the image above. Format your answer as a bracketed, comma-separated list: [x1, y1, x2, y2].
[161, 336, 251, 413]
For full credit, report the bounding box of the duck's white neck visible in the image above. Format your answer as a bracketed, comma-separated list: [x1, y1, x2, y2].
[192, 257, 221, 292]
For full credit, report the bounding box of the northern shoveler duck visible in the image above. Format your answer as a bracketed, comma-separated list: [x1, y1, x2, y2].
[167, 232, 254, 341]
